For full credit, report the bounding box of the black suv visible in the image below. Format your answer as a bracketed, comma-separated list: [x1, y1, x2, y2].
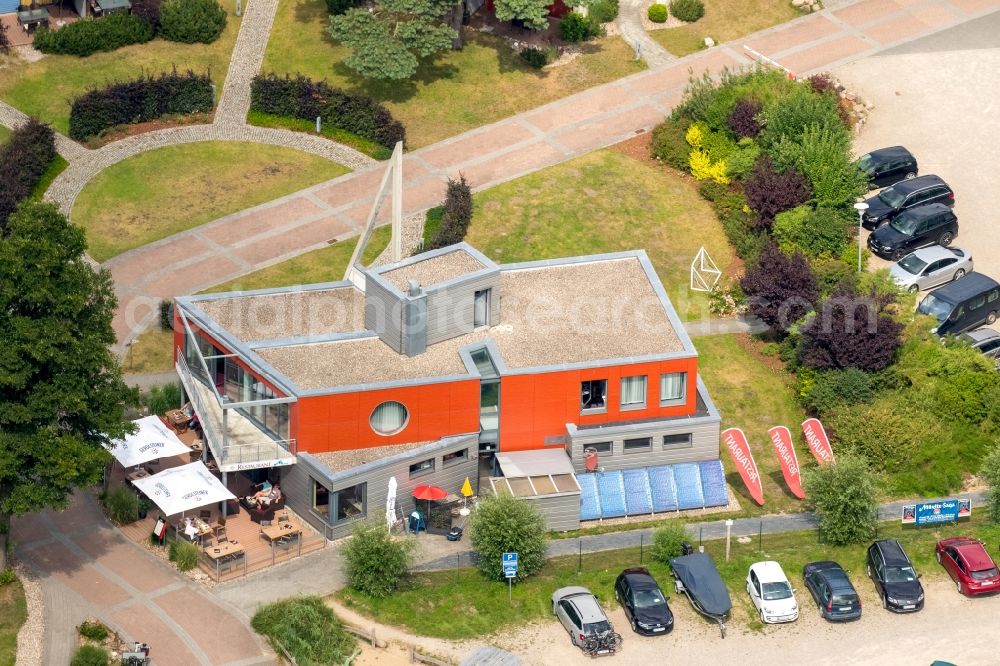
[614, 568, 674, 635]
[857, 146, 918, 189]
[861, 174, 954, 230]
[867, 203, 957, 260]
[802, 561, 862, 622]
[867, 539, 924, 613]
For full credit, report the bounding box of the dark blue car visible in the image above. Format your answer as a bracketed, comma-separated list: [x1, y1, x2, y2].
[802, 561, 862, 621]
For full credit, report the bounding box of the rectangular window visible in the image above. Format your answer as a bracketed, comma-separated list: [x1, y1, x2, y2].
[663, 433, 693, 449]
[660, 372, 687, 405]
[409, 458, 435, 478]
[623, 437, 652, 453]
[443, 449, 468, 466]
[581, 379, 607, 412]
[620, 375, 647, 409]
[334, 483, 366, 523]
[474, 289, 491, 327]
[588, 442, 613, 455]
[312, 479, 331, 517]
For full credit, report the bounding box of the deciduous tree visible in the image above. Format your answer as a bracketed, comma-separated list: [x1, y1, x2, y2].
[802, 453, 879, 545]
[0, 201, 137, 569]
[743, 155, 810, 229]
[493, 0, 550, 30]
[469, 494, 546, 582]
[740, 242, 818, 332]
[798, 284, 903, 371]
[329, 0, 459, 81]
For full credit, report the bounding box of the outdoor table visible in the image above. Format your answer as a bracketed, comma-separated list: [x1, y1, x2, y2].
[17, 8, 49, 32]
[96, 0, 131, 14]
[193, 517, 212, 536]
[203, 540, 244, 561]
[126, 467, 150, 484]
[260, 519, 301, 542]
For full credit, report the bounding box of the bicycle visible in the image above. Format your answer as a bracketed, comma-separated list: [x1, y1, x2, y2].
[582, 631, 622, 657]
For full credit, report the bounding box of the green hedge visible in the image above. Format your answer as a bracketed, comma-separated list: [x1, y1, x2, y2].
[0, 119, 56, 229]
[159, 0, 227, 43]
[647, 3, 667, 22]
[669, 0, 703, 21]
[250, 73, 405, 149]
[33, 14, 153, 57]
[68, 70, 213, 141]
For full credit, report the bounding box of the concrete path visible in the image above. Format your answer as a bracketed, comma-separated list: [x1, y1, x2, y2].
[12, 492, 274, 666]
[614, 0, 674, 68]
[103, 0, 1000, 350]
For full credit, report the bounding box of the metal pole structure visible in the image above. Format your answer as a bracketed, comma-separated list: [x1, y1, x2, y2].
[391, 141, 403, 263]
[221, 471, 228, 518]
[854, 202, 869, 272]
[578, 540, 582, 574]
[639, 533, 644, 564]
[725, 519, 733, 561]
[758, 521, 763, 552]
[509, 577, 512, 604]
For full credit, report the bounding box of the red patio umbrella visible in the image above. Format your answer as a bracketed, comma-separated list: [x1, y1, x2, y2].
[412, 485, 447, 523]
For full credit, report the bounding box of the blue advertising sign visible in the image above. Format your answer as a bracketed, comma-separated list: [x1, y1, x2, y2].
[502, 552, 518, 578]
[914, 500, 960, 526]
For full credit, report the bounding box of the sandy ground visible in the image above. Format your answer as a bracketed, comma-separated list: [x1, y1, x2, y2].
[834, 12, 1000, 333]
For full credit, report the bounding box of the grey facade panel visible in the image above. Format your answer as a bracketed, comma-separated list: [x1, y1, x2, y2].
[524, 493, 581, 532]
[364, 277, 404, 353]
[423, 270, 500, 346]
[566, 414, 721, 473]
[284, 436, 479, 541]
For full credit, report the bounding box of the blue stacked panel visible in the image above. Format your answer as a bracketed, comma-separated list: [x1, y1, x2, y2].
[623, 468, 652, 515]
[597, 471, 626, 518]
[673, 463, 705, 510]
[699, 460, 729, 507]
[647, 466, 678, 513]
[577, 474, 602, 521]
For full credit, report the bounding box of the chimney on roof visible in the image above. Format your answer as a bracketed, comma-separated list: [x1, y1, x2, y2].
[403, 280, 427, 356]
[407, 280, 421, 297]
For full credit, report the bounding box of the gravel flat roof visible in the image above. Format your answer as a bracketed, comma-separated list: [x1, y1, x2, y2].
[312, 441, 438, 475]
[254, 257, 683, 390]
[379, 248, 485, 292]
[196, 286, 365, 342]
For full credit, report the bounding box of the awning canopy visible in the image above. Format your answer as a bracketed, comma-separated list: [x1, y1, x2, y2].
[496, 449, 574, 478]
[132, 461, 235, 516]
[104, 416, 191, 468]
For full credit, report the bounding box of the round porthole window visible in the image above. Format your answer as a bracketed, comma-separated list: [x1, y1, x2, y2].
[370, 401, 409, 435]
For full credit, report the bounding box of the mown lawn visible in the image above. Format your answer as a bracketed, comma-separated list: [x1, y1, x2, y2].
[652, 0, 800, 57]
[123, 328, 176, 375]
[72, 141, 349, 261]
[0, 579, 27, 666]
[0, 6, 241, 135]
[695, 334, 809, 515]
[262, 0, 645, 148]
[337, 516, 1000, 639]
[465, 148, 735, 321]
[202, 224, 392, 293]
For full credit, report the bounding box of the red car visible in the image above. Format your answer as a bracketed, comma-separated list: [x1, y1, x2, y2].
[936, 537, 1000, 596]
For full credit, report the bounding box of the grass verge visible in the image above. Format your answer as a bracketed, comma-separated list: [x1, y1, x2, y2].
[464, 148, 734, 321]
[0, 578, 27, 666]
[0, 5, 242, 135]
[30, 155, 69, 199]
[123, 328, 176, 375]
[337, 516, 1000, 640]
[262, 0, 645, 148]
[72, 141, 349, 261]
[695, 333, 809, 515]
[247, 110, 392, 160]
[422, 206, 444, 248]
[202, 224, 392, 293]
[652, 0, 800, 57]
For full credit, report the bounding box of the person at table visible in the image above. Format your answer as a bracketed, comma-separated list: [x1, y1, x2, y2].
[245, 482, 279, 507]
[182, 517, 199, 541]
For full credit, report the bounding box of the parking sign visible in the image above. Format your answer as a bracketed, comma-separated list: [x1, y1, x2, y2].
[502, 552, 518, 578]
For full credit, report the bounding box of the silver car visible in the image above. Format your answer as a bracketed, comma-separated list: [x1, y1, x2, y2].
[889, 245, 973, 292]
[552, 586, 613, 650]
[958, 328, 1000, 369]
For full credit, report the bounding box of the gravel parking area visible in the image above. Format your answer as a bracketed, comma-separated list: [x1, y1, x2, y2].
[835, 11, 1000, 331]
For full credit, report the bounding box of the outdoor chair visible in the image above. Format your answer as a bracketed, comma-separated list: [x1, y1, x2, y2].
[199, 509, 212, 521]
[216, 528, 228, 543]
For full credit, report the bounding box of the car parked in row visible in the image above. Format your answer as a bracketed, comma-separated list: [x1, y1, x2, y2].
[867, 539, 924, 613]
[552, 587, 616, 653]
[918, 272, 1000, 336]
[861, 174, 954, 230]
[936, 537, 1000, 596]
[867, 203, 958, 260]
[746, 561, 798, 624]
[802, 561, 862, 621]
[614, 567, 674, 635]
[889, 246, 973, 292]
[957, 328, 1000, 368]
[856, 146, 918, 190]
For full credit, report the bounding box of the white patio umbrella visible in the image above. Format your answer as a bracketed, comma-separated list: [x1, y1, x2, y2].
[386, 476, 398, 530]
[104, 415, 191, 468]
[132, 461, 235, 517]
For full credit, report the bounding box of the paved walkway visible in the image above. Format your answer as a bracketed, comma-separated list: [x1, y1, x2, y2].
[12, 492, 273, 666]
[614, 0, 674, 68]
[102, 0, 1000, 349]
